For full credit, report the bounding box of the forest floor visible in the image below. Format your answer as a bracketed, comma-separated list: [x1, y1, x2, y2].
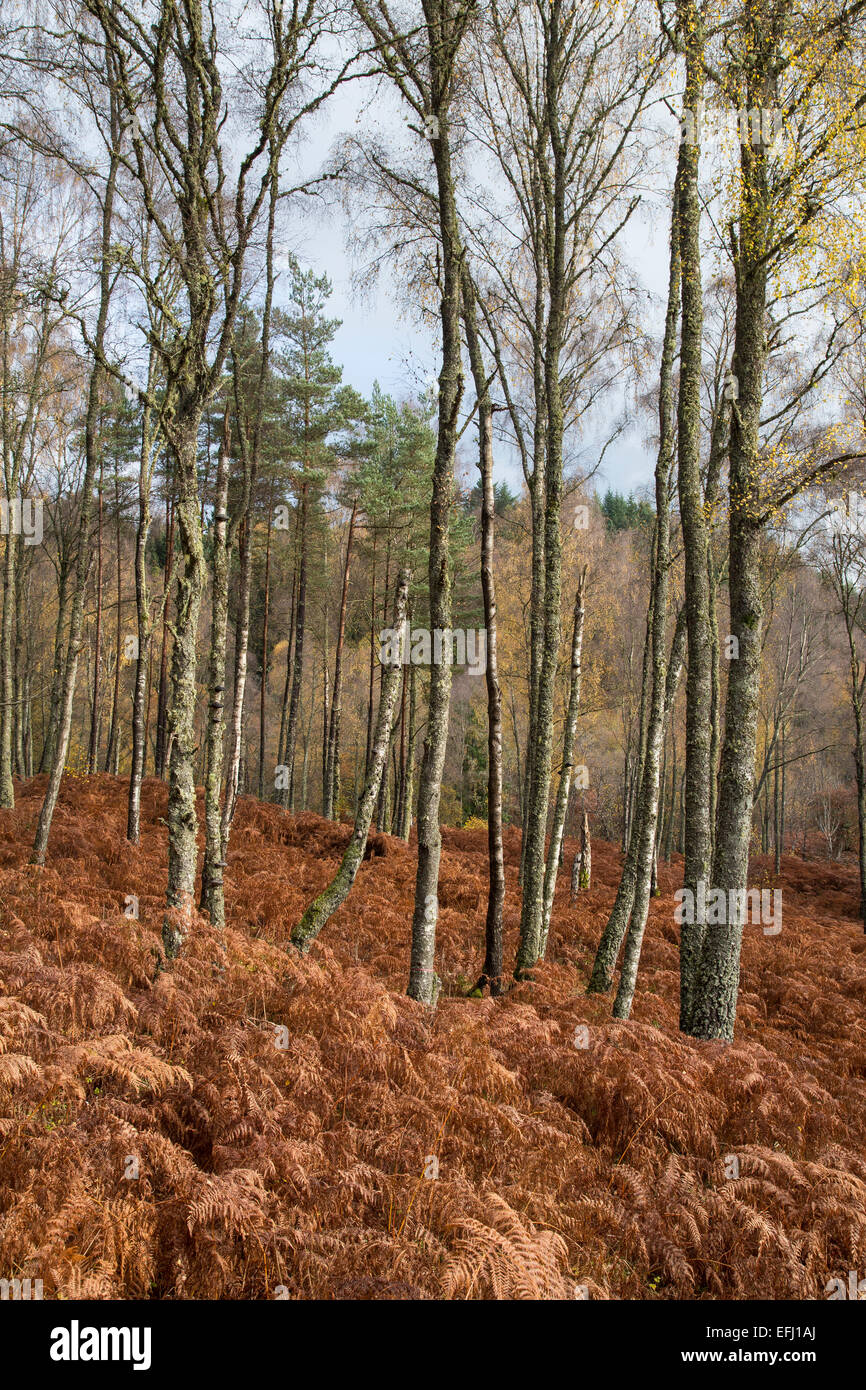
[1, 773, 865, 1299]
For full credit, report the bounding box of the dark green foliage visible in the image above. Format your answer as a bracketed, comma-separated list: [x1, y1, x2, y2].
[599, 488, 654, 533]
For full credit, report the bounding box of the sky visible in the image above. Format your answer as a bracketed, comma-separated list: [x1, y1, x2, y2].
[276, 76, 673, 504]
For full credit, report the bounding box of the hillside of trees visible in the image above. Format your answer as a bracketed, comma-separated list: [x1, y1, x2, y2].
[2, 0, 866, 1317]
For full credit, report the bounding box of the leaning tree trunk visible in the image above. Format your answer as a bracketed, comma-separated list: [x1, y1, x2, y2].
[292, 568, 410, 952]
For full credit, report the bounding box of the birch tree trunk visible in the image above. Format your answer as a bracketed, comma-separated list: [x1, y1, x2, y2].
[406, 209, 460, 1003]
[87, 471, 103, 773]
[31, 127, 121, 864]
[325, 498, 357, 820]
[127, 349, 159, 843]
[539, 567, 587, 958]
[587, 171, 682, 995]
[200, 412, 231, 927]
[279, 483, 307, 810]
[258, 495, 273, 800]
[675, 0, 714, 1033]
[398, 655, 417, 841]
[162, 407, 207, 958]
[221, 508, 251, 836]
[104, 456, 124, 772]
[572, 808, 591, 897]
[402, 3, 470, 1006]
[687, 68, 770, 1042]
[613, 435, 676, 1020]
[515, 4, 568, 976]
[154, 492, 174, 781]
[462, 270, 506, 996]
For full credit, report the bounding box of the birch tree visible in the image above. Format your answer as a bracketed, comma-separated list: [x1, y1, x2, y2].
[81, 0, 349, 955]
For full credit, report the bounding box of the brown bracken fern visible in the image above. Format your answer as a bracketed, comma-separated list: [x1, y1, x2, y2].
[0, 775, 864, 1299]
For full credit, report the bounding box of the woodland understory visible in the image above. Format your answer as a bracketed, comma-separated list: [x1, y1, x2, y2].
[4, 0, 866, 1304]
[1, 775, 864, 1300]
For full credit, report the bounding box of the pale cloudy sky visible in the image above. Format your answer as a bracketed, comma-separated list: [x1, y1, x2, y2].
[279, 83, 672, 501]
